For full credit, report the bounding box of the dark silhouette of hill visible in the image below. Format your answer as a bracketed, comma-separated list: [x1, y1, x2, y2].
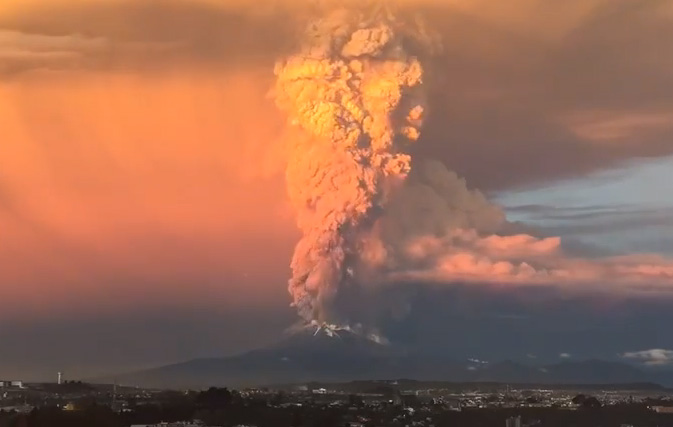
[106, 329, 400, 389]
[100, 330, 673, 389]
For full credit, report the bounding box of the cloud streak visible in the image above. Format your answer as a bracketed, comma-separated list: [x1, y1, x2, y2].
[0, 30, 107, 75]
[623, 349, 673, 366]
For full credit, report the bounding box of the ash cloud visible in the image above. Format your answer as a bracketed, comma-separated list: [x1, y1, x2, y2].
[273, 4, 434, 326]
[362, 160, 673, 308]
[268, 1, 673, 330]
[2, 0, 673, 329]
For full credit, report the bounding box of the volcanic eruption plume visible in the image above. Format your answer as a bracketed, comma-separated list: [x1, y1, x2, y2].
[273, 0, 673, 333]
[273, 2, 435, 328]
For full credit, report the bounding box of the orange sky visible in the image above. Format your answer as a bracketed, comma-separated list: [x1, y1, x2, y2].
[0, 68, 297, 318]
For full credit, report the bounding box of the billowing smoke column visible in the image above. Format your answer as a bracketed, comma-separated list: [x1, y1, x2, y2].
[273, 3, 431, 327]
[272, 2, 673, 332]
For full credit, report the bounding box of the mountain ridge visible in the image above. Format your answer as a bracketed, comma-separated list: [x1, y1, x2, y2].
[99, 330, 673, 389]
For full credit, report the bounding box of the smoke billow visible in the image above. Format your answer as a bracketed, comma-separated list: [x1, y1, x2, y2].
[370, 159, 673, 298]
[271, 0, 673, 331]
[273, 3, 435, 327]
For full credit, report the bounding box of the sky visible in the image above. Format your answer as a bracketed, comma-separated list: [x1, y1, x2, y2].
[1, 0, 673, 380]
[497, 155, 673, 258]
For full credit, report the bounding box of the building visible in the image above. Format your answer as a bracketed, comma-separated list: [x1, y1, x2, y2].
[0, 380, 23, 388]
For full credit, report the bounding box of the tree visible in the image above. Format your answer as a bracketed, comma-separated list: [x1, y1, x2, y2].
[572, 394, 587, 405]
[348, 394, 364, 408]
[11, 415, 27, 427]
[581, 397, 602, 409]
[196, 387, 233, 409]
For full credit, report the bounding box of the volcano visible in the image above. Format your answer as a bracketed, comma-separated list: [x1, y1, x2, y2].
[109, 328, 410, 389]
[104, 329, 672, 389]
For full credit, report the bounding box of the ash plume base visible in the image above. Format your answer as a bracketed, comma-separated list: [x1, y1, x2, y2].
[286, 320, 390, 345]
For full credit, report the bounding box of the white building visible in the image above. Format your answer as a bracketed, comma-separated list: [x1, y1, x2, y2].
[0, 381, 23, 388]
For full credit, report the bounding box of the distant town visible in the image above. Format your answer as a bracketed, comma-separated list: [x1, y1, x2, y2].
[1, 377, 673, 426]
